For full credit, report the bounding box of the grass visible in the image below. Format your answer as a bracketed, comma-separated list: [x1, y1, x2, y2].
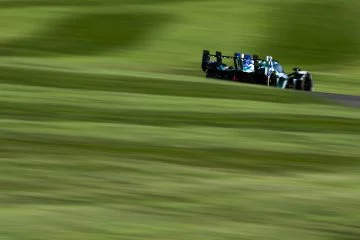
[0, 12, 170, 56]
[0, 0, 360, 240]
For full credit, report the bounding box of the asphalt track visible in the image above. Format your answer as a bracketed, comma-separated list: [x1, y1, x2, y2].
[313, 92, 360, 108]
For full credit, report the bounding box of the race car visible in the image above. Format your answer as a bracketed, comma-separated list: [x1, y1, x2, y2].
[201, 49, 314, 91]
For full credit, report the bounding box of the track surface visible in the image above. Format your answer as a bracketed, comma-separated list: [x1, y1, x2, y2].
[314, 92, 360, 108]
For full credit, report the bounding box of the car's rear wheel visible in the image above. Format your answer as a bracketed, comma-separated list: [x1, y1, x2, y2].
[206, 69, 216, 78]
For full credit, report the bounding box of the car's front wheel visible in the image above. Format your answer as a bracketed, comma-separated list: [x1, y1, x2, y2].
[302, 74, 314, 91]
[268, 73, 277, 86]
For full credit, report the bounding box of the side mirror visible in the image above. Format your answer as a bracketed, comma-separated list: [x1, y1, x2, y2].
[293, 67, 301, 72]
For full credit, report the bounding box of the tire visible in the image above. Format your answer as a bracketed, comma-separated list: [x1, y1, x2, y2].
[206, 69, 216, 78]
[269, 73, 277, 87]
[294, 79, 302, 90]
[302, 74, 313, 91]
[243, 73, 254, 83]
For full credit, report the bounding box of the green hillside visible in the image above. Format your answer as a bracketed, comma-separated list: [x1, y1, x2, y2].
[1, 1, 360, 240]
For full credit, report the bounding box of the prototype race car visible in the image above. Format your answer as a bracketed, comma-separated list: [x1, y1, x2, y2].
[201, 50, 314, 91]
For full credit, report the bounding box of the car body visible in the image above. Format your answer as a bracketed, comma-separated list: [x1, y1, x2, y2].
[201, 50, 314, 91]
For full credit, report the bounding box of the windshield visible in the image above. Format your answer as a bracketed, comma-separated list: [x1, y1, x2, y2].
[273, 61, 285, 73]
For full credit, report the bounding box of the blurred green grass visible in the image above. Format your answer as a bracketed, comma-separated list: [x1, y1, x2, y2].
[257, 0, 360, 65]
[0, 12, 170, 56]
[1, 0, 360, 240]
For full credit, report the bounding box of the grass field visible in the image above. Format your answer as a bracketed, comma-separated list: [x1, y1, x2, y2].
[1, 0, 360, 240]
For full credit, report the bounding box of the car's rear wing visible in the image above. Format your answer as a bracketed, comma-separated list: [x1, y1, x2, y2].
[202, 50, 243, 72]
